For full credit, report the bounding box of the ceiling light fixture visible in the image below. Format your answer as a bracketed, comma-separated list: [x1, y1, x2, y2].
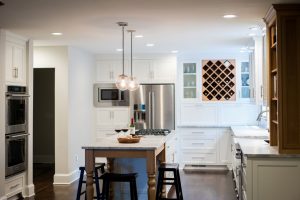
[116, 48, 123, 52]
[171, 50, 178, 53]
[127, 30, 139, 91]
[248, 33, 256, 37]
[115, 22, 129, 91]
[51, 32, 63, 36]
[146, 43, 154, 47]
[223, 14, 237, 19]
[135, 35, 144, 38]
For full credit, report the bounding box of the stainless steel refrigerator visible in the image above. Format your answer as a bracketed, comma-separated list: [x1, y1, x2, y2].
[130, 84, 175, 130]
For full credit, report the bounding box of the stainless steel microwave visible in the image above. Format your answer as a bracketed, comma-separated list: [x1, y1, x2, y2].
[93, 83, 130, 107]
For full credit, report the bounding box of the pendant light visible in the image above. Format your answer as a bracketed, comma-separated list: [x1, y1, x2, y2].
[115, 22, 129, 91]
[127, 30, 139, 91]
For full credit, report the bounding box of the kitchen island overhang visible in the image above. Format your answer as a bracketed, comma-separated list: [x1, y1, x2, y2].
[82, 132, 176, 200]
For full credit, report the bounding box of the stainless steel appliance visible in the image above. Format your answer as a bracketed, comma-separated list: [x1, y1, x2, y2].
[5, 132, 29, 177]
[93, 83, 130, 107]
[135, 129, 171, 136]
[6, 86, 29, 134]
[131, 84, 175, 130]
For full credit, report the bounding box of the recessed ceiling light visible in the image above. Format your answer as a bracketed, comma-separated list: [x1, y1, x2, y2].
[51, 32, 63, 36]
[171, 50, 178, 53]
[223, 14, 237, 19]
[116, 48, 123, 52]
[146, 43, 154, 47]
[135, 35, 144, 38]
[248, 33, 256, 37]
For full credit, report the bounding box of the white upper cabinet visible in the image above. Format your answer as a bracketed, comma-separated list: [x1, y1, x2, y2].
[5, 39, 26, 85]
[152, 58, 176, 83]
[118, 57, 176, 84]
[96, 60, 129, 83]
[132, 59, 152, 83]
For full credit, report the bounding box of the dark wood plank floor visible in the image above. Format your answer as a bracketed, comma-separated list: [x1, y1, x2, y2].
[27, 167, 236, 200]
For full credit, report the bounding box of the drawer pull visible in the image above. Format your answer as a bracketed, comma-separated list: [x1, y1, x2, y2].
[192, 157, 204, 159]
[191, 132, 204, 134]
[10, 184, 20, 190]
[192, 142, 204, 145]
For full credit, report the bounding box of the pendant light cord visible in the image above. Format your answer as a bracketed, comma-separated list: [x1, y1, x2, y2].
[130, 31, 133, 77]
[122, 25, 125, 75]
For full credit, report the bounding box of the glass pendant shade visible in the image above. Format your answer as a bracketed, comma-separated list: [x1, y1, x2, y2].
[115, 74, 129, 91]
[128, 76, 139, 91]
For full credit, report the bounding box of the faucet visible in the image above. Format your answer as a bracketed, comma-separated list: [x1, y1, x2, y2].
[256, 109, 269, 122]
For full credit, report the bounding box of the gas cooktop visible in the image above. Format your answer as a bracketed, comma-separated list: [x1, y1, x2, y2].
[135, 129, 171, 136]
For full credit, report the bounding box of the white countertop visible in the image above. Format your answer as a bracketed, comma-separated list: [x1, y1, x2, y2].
[234, 138, 300, 158]
[231, 125, 269, 139]
[82, 131, 175, 150]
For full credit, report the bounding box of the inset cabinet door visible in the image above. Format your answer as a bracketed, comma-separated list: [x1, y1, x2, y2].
[5, 41, 26, 85]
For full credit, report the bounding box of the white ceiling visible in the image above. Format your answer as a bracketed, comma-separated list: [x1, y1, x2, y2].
[0, 0, 296, 55]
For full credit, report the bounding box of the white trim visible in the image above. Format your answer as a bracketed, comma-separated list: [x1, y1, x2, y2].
[53, 170, 79, 185]
[23, 184, 35, 198]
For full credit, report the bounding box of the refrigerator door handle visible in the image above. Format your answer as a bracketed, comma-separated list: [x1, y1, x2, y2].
[152, 92, 155, 129]
[148, 92, 152, 128]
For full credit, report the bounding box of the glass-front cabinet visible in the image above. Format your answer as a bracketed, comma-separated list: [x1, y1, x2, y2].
[241, 61, 250, 98]
[183, 63, 197, 99]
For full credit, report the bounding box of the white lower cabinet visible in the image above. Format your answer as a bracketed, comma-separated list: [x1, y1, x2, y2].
[242, 158, 300, 200]
[5, 173, 24, 198]
[95, 107, 130, 138]
[178, 128, 231, 167]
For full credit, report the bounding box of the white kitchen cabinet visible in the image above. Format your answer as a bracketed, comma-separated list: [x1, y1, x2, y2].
[95, 107, 130, 137]
[219, 130, 232, 164]
[5, 40, 26, 85]
[242, 157, 300, 200]
[96, 60, 129, 83]
[133, 58, 176, 83]
[178, 128, 232, 167]
[179, 103, 218, 126]
[5, 173, 25, 198]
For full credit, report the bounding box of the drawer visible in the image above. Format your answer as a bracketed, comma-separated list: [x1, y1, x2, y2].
[181, 138, 217, 149]
[181, 152, 217, 164]
[180, 128, 217, 139]
[5, 175, 23, 198]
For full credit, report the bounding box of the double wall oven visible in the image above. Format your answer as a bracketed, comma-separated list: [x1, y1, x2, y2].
[5, 86, 29, 177]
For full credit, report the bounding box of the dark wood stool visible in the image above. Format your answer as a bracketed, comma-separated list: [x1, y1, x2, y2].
[101, 172, 138, 200]
[156, 163, 183, 200]
[76, 163, 106, 200]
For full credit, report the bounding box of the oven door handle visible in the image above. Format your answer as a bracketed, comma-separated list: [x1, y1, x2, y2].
[6, 94, 30, 97]
[8, 133, 30, 139]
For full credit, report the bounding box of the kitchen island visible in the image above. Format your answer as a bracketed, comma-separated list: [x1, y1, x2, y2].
[231, 127, 300, 200]
[82, 132, 175, 200]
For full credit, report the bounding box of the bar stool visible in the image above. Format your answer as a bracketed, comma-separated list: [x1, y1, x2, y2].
[156, 163, 183, 200]
[76, 163, 106, 200]
[101, 172, 138, 200]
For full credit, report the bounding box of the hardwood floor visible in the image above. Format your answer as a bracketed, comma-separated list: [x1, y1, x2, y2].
[26, 168, 236, 200]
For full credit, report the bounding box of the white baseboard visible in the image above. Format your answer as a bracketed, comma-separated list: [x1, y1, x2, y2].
[53, 170, 79, 185]
[23, 184, 35, 198]
[33, 155, 54, 163]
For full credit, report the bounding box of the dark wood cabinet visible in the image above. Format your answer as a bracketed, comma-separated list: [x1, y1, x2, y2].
[264, 4, 300, 154]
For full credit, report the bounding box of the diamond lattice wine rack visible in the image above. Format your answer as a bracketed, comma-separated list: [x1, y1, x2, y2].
[202, 59, 236, 101]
